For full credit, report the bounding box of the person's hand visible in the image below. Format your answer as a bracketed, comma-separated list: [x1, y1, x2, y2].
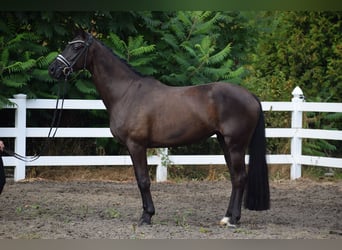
[0, 140, 4, 152]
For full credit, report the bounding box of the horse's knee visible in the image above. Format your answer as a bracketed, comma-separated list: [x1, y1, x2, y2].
[137, 177, 151, 191]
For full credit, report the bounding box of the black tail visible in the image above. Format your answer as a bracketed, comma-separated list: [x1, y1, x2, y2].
[244, 99, 270, 210]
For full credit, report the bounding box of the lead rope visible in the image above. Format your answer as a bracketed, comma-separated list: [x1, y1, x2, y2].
[3, 79, 66, 162]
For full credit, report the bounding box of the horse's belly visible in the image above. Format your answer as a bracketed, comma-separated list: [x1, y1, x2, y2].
[149, 124, 214, 147]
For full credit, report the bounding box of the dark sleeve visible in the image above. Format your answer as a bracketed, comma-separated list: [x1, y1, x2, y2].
[0, 155, 6, 194]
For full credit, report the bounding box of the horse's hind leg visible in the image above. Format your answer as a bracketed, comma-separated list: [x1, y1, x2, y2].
[217, 134, 247, 228]
[127, 142, 155, 225]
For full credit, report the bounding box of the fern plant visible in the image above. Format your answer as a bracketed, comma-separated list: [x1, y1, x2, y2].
[103, 32, 156, 75]
[155, 11, 245, 86]
[0, 26, 59, 107]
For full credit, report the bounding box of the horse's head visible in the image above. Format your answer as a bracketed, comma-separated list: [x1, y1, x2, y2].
[48, 30, 93, 80]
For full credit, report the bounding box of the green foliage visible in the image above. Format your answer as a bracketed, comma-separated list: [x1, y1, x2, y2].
[0, 10, 252, 104]
[104, 33, 156, 75]
[243, 11, 342, 158]
[152, 11, 247, 86]
[1, 11, 340, 168]
[244, 11, 341, 102]
[0, 11, 142, 106]
[0, 23, 59, 106]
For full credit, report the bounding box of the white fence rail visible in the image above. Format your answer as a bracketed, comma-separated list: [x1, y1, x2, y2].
[1, 87, 342, 182]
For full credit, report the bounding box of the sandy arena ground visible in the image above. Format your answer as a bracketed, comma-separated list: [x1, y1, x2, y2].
[0, 178, 341, 239]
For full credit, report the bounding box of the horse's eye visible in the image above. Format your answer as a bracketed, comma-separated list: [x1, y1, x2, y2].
[72, 43, 83, 50]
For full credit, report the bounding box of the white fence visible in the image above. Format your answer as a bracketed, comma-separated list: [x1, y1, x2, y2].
[1, 87, 342, 182]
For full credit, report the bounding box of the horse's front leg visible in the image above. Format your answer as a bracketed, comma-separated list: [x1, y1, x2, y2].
[127, 142, 155, 225]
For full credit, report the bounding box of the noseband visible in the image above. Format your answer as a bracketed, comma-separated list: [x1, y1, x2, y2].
[56, 35, 93, 79]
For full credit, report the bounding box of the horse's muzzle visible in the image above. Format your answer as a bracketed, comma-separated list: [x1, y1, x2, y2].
[48, 61, 64, 80]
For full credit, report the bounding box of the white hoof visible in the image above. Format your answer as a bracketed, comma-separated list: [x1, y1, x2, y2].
[220, 216, 229, 225]
[219, 217, 237, 228]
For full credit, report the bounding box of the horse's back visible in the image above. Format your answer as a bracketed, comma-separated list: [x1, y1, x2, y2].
[185, 82, 260, 120]
[131, 81, 260, 147]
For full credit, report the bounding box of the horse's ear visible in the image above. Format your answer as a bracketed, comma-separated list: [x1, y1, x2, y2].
[72, 26, 88, 39]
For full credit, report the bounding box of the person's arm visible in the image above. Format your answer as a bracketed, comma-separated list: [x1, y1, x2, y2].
[0, 140, 4, 152]
[0, 140, 6, 194]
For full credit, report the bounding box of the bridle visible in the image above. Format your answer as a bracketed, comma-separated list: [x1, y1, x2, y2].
[56, 35, 93, 80]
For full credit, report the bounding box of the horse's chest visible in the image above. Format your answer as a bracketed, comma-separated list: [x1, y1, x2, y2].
[110, 124, 127, 144]
[109, 117, 140, 142]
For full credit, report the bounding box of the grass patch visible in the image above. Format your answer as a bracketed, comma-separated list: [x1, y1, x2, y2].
[104, 207, 121, 219]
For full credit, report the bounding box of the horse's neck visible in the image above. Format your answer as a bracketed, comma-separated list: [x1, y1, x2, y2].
[88, 43, 140, 110]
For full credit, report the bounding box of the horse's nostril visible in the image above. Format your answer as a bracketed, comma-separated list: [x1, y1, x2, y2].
[48, 65, 55, 75]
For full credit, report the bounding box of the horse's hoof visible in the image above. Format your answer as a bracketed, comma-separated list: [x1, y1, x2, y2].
[219, 216, 230, 226]
[138, 219, 151, 226]
[219, 217, 237, 228]
[138, 214, 152, 226]
[227, 223, 237, 229]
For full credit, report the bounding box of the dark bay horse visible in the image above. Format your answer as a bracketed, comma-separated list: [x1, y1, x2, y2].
[48, 30, 270, 227]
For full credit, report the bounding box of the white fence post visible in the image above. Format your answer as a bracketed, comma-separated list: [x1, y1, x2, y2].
[290, 87, 304, 180]
[156, 148, 168, 182]
[13, 94, 27, 181]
